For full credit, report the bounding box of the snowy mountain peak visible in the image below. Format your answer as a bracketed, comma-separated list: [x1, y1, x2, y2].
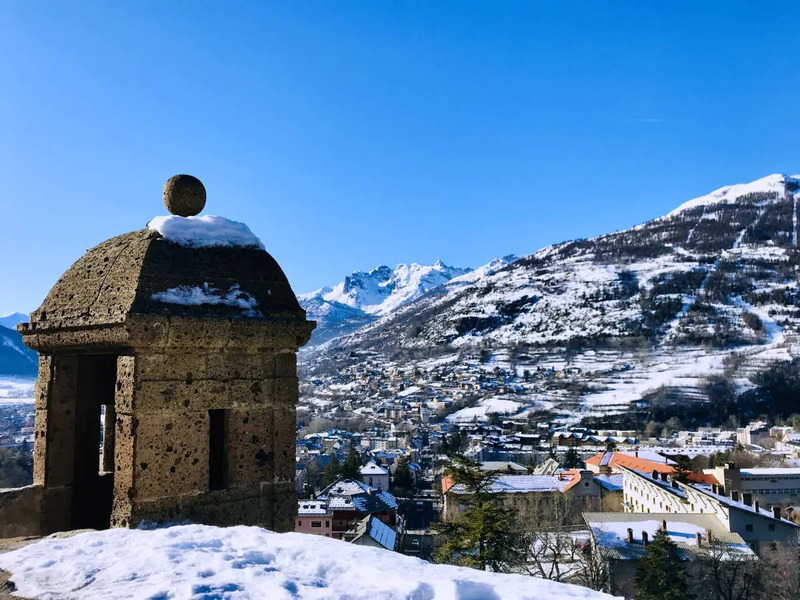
[309, 261, 471, 318]
[299, 258, 521, 345]
[667, 173, 800, 218]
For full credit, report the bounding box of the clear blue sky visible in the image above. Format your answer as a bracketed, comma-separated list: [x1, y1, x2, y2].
[2, 1, 799, 315]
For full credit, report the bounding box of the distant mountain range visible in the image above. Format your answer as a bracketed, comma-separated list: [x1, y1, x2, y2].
[298, 257, 517, 344]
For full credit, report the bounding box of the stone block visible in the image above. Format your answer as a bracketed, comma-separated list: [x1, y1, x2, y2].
[229, 379, 268, 408]
[226, 408, 274, 487]
[274, 353, 296, 378]
[272, 406, 296, 484]
[0, 485, 43, 538]
[39, 485, 72, 534]
[133, 352, 209, 382]
[134, 380, 229, 412]
[167, 317, 231, 349]
[41, 407, 77, 488]
[32, 410, 49, 485]
[267, 377, 298, 407]
[205, 353, 275, 381]
[130, 411, 209, 501]
[268, 481, 296, 533]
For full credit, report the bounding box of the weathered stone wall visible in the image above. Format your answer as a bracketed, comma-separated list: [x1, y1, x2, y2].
[0, 487, 42, 538]
[110, 330, 301, 531]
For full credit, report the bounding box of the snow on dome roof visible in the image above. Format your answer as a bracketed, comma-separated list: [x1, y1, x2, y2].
[147, 215, 264, 249]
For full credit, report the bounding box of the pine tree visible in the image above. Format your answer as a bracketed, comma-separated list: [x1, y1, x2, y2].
[672, 455, 693, 484]
[636, 528, 692, 600]
[324, 453, 342, 485]
[340, 440, 362, 480]
[563, 446, 582, 469]
[433, 453, 524, 572]
[392, 455, 415, 496]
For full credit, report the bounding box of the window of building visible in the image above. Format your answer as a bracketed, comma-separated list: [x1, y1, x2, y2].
[325, 521, 330, 527]
[297, 520, 301, 527]
[311, 521, 322, 528]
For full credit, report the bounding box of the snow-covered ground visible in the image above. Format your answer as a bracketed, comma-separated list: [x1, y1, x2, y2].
[446, 397, 523, 423]
[0, 524, 617, 600]
[0, 378, 34, 404]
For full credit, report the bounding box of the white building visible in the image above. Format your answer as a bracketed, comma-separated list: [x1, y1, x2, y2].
[620, 466, 800, 554]
[360, 461, 390, 491]
[704, 464, 800, 504]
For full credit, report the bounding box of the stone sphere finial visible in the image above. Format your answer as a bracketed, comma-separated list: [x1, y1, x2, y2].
[163, 174, 206, 217]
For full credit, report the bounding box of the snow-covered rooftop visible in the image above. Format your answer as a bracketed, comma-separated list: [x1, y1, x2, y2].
[449, 474, 573, 495]
[360, 461, 388, 475]
[297, 500, 329, 516]
[0, 525, 615, 600]
[148, 215, 264, 249]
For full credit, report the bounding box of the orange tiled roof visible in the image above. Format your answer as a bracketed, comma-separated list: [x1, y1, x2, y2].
[441, 475, 455, 495]
[586, 452, 674, 474]
[686, 472, 718, 484]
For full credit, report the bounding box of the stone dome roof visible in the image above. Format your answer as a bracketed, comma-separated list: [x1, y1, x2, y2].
[26, 228, 307, 334]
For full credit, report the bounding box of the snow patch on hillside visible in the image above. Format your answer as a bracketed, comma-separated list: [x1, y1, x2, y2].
[0, 524, 616, 600]
[447, 397, 524, 422]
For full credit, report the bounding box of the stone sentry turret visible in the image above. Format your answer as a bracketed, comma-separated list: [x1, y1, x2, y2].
[0, 175, 314, 536]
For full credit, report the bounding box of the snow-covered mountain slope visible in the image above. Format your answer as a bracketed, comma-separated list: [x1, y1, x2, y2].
[0, 312, 26, 330]
[0, 324, 37, 377]
[0, 524, 615, 600]
[666, 173, 798, 217]
[299, 259, 516, 345]
[302, 174, 800, 418]
[302, 260, 471, 317]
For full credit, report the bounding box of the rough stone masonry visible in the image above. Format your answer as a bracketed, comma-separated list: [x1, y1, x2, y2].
[0, 176, 314, 537]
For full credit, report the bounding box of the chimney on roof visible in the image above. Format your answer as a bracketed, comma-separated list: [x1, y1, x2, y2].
[696, 532, 702, 547]
[652, 470, 659, 479]
[712, 484, 718, 494]
[732, 490, 740, 502]
[671, 479, 679, 489]
[660, 473, 669, 483]
[642, 531, 649, 546]
[718, 486, 726, 497]
[773, 506, 782, 519]
[754, 500, 760, 513]
[706, 529, 713, 544]
[743, 493, 753, 507]
[627, 528, 634, 544]
[662, 519, 667, 532]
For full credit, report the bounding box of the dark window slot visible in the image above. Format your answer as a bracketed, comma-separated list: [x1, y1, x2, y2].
[209, 409, 227, 490]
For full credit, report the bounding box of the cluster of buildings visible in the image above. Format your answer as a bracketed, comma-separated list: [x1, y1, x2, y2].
[435, 449, 800, 598]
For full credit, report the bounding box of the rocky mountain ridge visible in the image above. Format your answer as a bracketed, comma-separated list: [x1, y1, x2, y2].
[299, 257, 516, 344]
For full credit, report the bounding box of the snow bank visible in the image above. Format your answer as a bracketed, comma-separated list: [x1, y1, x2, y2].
[0, 524, 616, 600]
[152, 283, 263, 317]
[148, 215, 264, 249]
